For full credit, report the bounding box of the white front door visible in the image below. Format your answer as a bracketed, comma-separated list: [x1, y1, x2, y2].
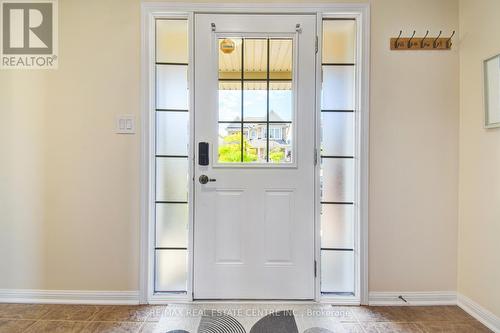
[193, 14, 317, 299]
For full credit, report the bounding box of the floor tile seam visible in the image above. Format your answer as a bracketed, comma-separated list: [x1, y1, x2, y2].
[19, 318, 40, 333]
[87, 306, 108, 322]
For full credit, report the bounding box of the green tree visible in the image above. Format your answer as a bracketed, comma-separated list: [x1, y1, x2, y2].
[219, 132, 258, 162]
[269, 147, 285, 163]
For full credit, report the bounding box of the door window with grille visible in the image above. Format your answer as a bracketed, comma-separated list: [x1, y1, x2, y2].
[217, 37, 294, 164]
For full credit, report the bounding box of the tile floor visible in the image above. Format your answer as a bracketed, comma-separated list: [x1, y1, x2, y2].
[0, 303, 492, 333]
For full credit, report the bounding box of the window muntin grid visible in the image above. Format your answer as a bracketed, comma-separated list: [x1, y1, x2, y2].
[217, 37, 294, 164]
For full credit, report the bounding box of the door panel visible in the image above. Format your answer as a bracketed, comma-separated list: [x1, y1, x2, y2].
[194, 14, 316, 299]
[264, 190, 294, 264]
[215, 190, 245, 263]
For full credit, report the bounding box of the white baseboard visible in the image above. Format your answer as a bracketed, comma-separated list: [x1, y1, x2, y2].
[0, 288, 497, 332]
[458, 293, 500, 333]
[369, 291, 457, 306]
[0, 289, 140, 305]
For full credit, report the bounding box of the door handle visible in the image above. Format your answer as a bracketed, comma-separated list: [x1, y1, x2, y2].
[199, 175, 216, 184]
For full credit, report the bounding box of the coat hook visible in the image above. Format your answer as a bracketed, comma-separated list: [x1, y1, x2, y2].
[407, 30, 416, 48]
[420, 30, 429, 48]
[433, 30, 442, 48]
[394, 30, 402, 49]
[211, 23, 216, 32]
[446, 30, 455, 48]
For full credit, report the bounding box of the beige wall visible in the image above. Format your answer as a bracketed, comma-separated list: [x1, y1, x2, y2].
[42, 0, 141, 291]
[368, 0, 459, 292]
[0, 0, 459, 293]
[0, 72, 48, 289]
[0, 0, 141, 291]
[458, 0, 500, 318]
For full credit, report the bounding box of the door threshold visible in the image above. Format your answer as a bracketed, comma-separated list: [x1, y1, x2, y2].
[193, 299, 317, 304]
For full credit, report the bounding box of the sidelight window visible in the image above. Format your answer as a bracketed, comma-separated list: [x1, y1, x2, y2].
[154, 18, 189, 293]
[320, 18, 357, 296]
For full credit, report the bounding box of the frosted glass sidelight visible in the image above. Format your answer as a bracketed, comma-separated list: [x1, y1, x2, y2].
[321, 158, 355, 202]
[156, 19, 188, 64]
[321, 204, 354, 249]
[320, 17, 357, 298]
[156, 65, 189, 110]
[155, 250, 187, 291]
[156, 203, 188, 248]
[321, 66, 355, 111]
[156, 112, 189, 156]
[322, 20, 356, 64]
[321, 250, 354, 293]
[156, 157, 188, 202]
[321, 112, 355, 156]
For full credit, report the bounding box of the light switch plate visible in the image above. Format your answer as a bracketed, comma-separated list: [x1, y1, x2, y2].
[116, 115, 135, 134]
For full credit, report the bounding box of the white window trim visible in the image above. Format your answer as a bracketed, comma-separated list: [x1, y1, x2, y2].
[140, 2, 370, 305]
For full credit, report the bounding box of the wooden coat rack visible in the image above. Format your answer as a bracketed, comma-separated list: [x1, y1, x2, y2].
[390, 30, 455, 50]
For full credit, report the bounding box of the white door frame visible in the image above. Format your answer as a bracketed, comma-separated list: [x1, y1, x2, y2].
[140, 2, 370, 305]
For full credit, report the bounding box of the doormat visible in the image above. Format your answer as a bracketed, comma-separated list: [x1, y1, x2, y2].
[153, 304, 354, 333]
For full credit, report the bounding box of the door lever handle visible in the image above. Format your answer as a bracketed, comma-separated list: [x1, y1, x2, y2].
[199, 175, 216, 184]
